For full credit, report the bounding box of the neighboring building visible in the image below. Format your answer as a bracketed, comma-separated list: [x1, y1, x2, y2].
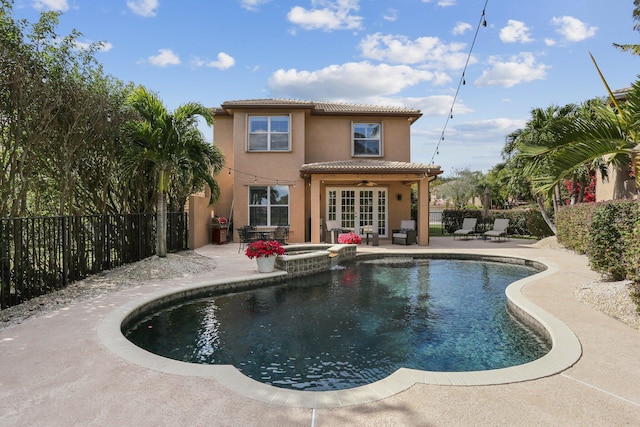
[194, 99, 441, 247]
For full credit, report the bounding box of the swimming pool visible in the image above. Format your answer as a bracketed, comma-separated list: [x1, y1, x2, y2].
[123, 258, 550, 391]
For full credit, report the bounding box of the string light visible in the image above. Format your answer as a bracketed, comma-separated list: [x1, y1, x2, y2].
[223, 167, 296, 186]
[430, 0, 489, 165]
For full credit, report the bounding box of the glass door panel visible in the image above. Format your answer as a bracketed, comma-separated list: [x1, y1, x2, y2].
[327, 187, 388, 237]
[359, 190, 374, 233]
[340, 190, 355, 230]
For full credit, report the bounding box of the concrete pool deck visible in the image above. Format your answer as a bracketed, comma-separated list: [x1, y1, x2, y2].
[1, 237, 640, 425]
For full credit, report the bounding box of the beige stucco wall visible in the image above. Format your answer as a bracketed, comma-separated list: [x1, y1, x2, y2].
[211, 109, 307, 243]
[596, 163, 637, 201]
[188, 194, 214, 249]
[304, 116, 411, 163]
[203, 103, 429, 247]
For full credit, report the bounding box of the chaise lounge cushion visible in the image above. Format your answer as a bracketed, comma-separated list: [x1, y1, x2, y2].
[453, 218, 478, 239]
[483, 218, 510, 240]
[392, 220, 417, 245]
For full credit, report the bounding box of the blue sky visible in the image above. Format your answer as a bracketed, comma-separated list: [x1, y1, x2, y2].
[13, 0, 639, 177]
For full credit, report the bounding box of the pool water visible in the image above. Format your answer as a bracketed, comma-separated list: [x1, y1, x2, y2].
[124, 259, 550, 391]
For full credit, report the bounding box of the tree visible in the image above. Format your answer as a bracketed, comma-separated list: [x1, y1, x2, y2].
[506, 104, 584, 233]
[121, 87, 224, 257]
[1, 0, 136, 216]
[437, 168, 486, 209]
[519, 78, 640, 206]
[613, 0, 640, 55]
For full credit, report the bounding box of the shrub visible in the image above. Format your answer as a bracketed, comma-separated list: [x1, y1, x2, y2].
[587, 201, 640, 280]
[524, 209, 554, 239]
[556, 203, 597, 254]
[624, 219, 640, 312]
[441, 208, 552, 237]
[441, 210, 482, 234]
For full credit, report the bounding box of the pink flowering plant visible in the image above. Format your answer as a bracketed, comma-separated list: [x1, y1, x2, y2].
[338, 231, 362, 244]
[245, 240, 285, 259]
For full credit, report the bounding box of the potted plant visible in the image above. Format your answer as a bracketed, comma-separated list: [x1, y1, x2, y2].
[338, 231, 362, 244]
[245, 240, 285, 273]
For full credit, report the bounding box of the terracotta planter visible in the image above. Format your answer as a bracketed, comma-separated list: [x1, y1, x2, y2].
[256, 255, 276, 273]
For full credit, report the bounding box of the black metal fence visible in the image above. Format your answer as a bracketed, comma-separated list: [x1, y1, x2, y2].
[0, 212, 188, 309]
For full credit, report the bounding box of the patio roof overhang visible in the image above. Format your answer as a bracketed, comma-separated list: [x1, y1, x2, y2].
[300, 160, 443, 185]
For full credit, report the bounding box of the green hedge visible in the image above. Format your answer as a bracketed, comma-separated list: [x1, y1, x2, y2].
[555, 203, 597, 254]
[588, 201, 640, 281]
[557, 200, 640, 312]
[441, 209, 553, 238]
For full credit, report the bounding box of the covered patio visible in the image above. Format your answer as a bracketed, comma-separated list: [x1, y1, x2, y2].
[300, 160, 442, 245]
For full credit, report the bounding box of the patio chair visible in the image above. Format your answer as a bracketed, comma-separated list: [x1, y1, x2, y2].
[392, 220, 417, 245]
[274, 225, 289, 244]
[453, 218, 478, 240]
[483, 218, 510, 241]
[325, 220, 343, 243]
[237, 226, 256, 253]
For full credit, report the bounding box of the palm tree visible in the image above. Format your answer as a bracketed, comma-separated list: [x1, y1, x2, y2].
[507, 104, 580, 233]
[613, 0, 640, 55]
[122, 86, 225, 257]
[519, 78, 639, 207]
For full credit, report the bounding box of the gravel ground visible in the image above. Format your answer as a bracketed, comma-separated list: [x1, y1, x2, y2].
[0, 251, 218, 331]
[1, 244, 638, 331]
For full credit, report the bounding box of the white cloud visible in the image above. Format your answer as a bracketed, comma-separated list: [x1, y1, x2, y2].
[239, 0, 270, 11]
[268, 61, 436, 99]
[359, 33, 471, 70]
[544, 38, 556, 46]
[147, 49, 180, 67]
[205, 52, 236, 70]
[407, 95, 472, 117]
[382, 8, 398, 22]
[551, 16, 597, 42]
[454, 118, 526, 134]
[475, 52, 549, 88]
[32, 0, 69, 11]
[499, 20, 533, 43]
[287, 0, 363, 31]
[127, 0, 159, 18]
[452, 22, 472, 36]
[437, 0, 456, 6]
[75, 40, 113, 52]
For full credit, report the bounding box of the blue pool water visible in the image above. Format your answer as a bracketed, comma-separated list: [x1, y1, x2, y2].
[124, 258, 550, 391]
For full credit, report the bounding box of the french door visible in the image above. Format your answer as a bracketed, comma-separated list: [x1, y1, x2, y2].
[326, 188, 388, 237]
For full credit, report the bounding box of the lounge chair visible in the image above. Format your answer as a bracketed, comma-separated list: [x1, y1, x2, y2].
[453, 218, 478, 240]
[392, 220, 417, 245]
[483, 219, 510, 241]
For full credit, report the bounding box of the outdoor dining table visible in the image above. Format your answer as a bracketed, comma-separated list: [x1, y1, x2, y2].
[248, 230, 275, 241]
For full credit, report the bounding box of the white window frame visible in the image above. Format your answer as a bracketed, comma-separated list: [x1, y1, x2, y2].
[247, 115, 291, 152]
[352, 122, 383, 157]
[248, 185, 290, 227]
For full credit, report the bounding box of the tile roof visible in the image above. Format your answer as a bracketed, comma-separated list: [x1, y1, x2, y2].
[218, 98, 422, 117]
[300, 160, 441, 176]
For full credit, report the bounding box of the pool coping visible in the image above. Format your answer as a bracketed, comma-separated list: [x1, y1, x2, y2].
[97, 252, 581, 409]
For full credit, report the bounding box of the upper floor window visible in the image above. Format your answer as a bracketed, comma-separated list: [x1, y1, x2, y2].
[248, 185, 290, 226]
[352, 123, 382, 156]
[248, 115, 290, 151]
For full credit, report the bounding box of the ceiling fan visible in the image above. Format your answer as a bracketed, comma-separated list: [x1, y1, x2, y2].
[356, 180, 377, 187]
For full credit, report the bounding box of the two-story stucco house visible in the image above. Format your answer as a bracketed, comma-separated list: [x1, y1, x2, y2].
[199, 98, 441, 247]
